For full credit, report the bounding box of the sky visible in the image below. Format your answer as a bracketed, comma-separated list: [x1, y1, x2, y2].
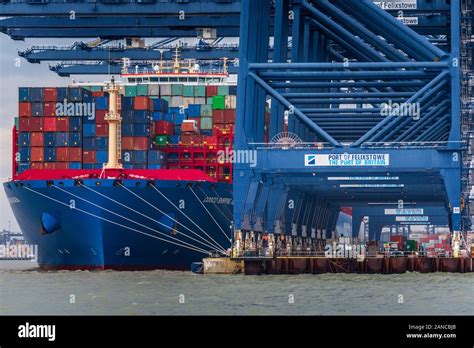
[0, 35, 106, 232]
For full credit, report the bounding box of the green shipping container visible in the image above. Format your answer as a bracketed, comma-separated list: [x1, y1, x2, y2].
[200, 117, 213, 130]
[125, 85, 137, 97]
[155, 135, 168, 146]
[90, 85, 102, 92]
[218, 85, 230, 96]
[212, 96, 226, 110]
[194, 86, 206, 97]
[171, 84, 183, 96]
[183, 85, 194, 97]
[14, 117, 19, 129]
[201, 104, 213, 117]
[406, 240, 417, 251]
[137, 84, 149, 96]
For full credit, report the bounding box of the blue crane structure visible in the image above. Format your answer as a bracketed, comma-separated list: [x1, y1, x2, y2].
[233, 0, 472, 248]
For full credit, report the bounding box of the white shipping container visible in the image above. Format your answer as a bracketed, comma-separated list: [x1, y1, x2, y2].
[170, 96, 183, 108]
[148, 84, 160, 96]
[225, 95, 237, 109]
[194, 97, 206, 105]
[160, 84, 172, 96]
[182, 97, 195, 108]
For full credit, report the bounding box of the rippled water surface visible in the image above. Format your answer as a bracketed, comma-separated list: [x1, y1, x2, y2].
[1, 261, 473, 315]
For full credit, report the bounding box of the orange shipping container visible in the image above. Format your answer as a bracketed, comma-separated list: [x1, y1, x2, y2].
[43, 117, 57, 132]
[43, 88, 57, 102]
[122, 137, 134, 150]
[68, 148, 82, 162]
[43, 102, 56, 116]
[56, 148, 69, 162]
[44, 163, 56, 170]
[31, 147, 44, 162]
[182, 120, 198, 133]
[30, 132, 44, 147]
[30, 162, 44, 170]
[55, 163, 69, 170]
[133, 137, 149, 150]
[134, 96, 149, 110]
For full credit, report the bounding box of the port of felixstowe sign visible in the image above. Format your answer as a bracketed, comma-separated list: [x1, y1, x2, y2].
[373, 0, 417, 10]
[304, 154, 390, 167]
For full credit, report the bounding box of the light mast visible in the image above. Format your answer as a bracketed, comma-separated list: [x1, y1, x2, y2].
[104, 77, 123, 169]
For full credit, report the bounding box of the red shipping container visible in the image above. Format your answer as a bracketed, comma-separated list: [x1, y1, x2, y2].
[206, 86, 218, 97]
[83, 151, 96, 164]
[134, 96, 149, 110]
[55, 162, 69, 170]
[43, 102, 56, 116]
[56, 148, 69, 162]
[193, 135, 204, 144]
[43, 88, 57, 102]
[56, 117, 69, 132]
[91, 91, 104, 97]
[29, 118, 43, 132]
[122, 137, 134, 150]
[205, 136, 218, 145]
[182, 121, 198, 133]
[30, 162, 44, 170]
[188, 117, 201, 128]
[30, 132, 44, 147]
[96, 123, 109, 137]
[19, 102, 32, 117]
[96, 110, 107, 124]
[180, 134, 194, 145]
[19, 118, 31, 131]
[43, 117, 57, 132]
[31, 147, 44, 162]
[68, 148, 82, 162]
[44, 163, 56, 170]
[224, 109, 236, 124]
[212, 110, 225, 123]
[154, 121, 173, 135]
[133, 137, 149, 150]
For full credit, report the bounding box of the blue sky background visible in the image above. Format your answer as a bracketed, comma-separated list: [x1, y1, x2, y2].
[0, 35, 106, 232]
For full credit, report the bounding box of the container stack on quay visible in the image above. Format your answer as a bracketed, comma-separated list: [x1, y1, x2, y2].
[14, 84, 237, 181]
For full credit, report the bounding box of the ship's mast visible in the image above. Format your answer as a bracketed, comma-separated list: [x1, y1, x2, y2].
[104, 77, 123, 169]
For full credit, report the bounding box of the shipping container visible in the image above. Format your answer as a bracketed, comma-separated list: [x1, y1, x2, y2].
[83, 137, 97, 150]
[122, 137, 134, 150]
[200, 104, 213, 117]
[55, 132, 69, 147]
[148, 84, 160, 96]
[68, 148, 82, 162]
[134, 110, 149, 123]
[133, 124, 149, 137]
[30, 132, 44, 147]
[224, 109, 236, 123]
[182, 120, 198, 133]
[83, 124, 96, 137]
[30, 162, 44, 170]
[194, 85, 206, 97]
[170, 96, 183, 108]
[96, 110, 107, 124]
[212, 110, 225, 123]
[137, 84, 148, 96]
[200, 117, 213, 130]
[18, 132, 30, 146]
[132, 150, 147, 164]
[18, 162, 30, 174]
[68, 87, 83, 101]
[43, 118, 57, 132]
[31, 102, 43, 116]
[69, 117, 82, 132]
[30, 88, 44, 102]
[18, 147, 30, 162]
[95, 96, 108, 110]
[182, 97, 194, 109]
[122, 110, 134, 124]
[218, 85, 230, 96]
[121, 96, 134, 110]
[70, 132, 82, 147]
[154, 121, 173, 135]
[160, 84, 171, 96]
[134, 96, 149, 110]
[187, 104, 201, 117]
[69, 162, 82, 169]
[154, 135, 168, 146]
[125, 85, 137, 97]
[43, 102, 56, 116]
[83, 150, 96, 164]
[152, 98, 168, 112]
[171, 84, 183, 95]
[43, 88, 57, 102]
[212, 96, 225, 110]
[19, 88, 30, 102]
[133, 137, 149, 151]
[206, 86, 218, 97]
[56, 148, 69, 162]
[56, 117, 70, 132]
[96, 150, 108, 163]
[229, 85, 238, 96]
[96, 124, 109, 137]
[57, 88, 68, 101]
[44, 147, 57, 162]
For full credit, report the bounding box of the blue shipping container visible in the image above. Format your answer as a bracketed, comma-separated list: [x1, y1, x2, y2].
[19, 147, 30, 162]
[131, 164, 147, 169]
[83, 124, 96, 137]
[82, 164, 95, 170]
[30, 88, 44, 102]
[94, 96, 108, 110]
[174, 113, 186, 124]
[83, 137, 97, 150]
[18, 133, 30, 146]
[152, 112, 167, 121]
[122, 124, 134, 136]
[187, 104, 201, 117]
[132, 151, 147, 164]
[134, 110, 149, 123]
[55, 132, 69, 147]
[19, 88, 30, 102]
[70, 133, 82, 147]
[96, 137, 108, 150]
[31, 102, 43, 116]
[121, 96, 134, 110]
[44, 147, 57, 162]
[173, 126, 182, 135]
[147, 150, 163, 164]
[69, 117, 82, 132]
[147, 164, 162, 170]
[57, 88, 68, 102]
[122, 110, 134, 124]
[133, 124, 149, 137]
[18, 162, 30, 174]
[169, 135, 180, 144]
[44, 132, 56, 146]
[96, 151, 108, 163]
[68, 87, 83, 102]
[69, 162, 82, 170]
[152, 98, 169, 112]
[229, 85, 238, 96]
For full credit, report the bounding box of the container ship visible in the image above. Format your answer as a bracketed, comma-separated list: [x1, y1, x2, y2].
[3, 56, 238, 270]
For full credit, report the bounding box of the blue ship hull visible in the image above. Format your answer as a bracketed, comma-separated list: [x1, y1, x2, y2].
[3, 178, 233, 270]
